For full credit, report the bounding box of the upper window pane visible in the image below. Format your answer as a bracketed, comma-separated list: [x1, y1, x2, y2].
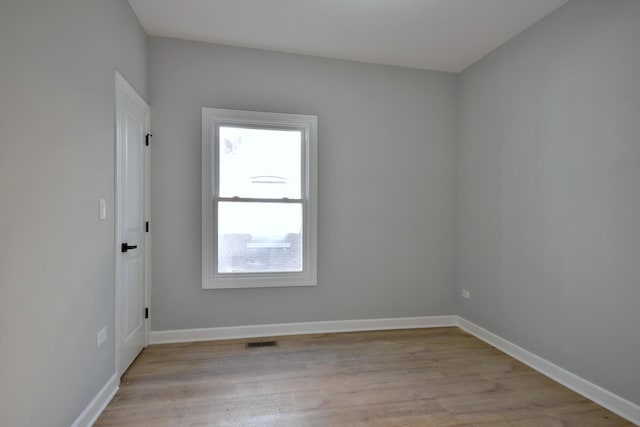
[218, 126, 302, 199]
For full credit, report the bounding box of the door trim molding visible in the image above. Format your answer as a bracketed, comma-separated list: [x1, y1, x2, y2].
[114, 71, 150, 377]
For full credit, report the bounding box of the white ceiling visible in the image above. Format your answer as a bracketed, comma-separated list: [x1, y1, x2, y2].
[128, 0, 569, 73]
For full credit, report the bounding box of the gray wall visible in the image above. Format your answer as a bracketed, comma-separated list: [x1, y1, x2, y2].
[4, 0, 637, 424]
[149, 38, 458, 331]
[0, 1, 147, 426]
[456, 0, 640, 405]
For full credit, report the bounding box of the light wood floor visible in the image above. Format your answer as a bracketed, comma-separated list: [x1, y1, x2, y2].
[95, 328, 632, 426]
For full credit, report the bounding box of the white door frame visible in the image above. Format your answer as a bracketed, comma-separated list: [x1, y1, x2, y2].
[114, 71, 150, 377]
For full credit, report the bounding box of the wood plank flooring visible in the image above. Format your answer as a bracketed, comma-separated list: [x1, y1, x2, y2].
[95, 328, 633, 426]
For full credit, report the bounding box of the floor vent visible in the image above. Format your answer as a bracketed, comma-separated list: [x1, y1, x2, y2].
[246, 341, 278, 348]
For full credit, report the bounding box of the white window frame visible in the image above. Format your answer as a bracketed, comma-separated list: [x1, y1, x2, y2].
[202, 108, 318, 289]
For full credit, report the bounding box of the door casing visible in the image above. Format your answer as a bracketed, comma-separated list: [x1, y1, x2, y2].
[114, 71, 150, 377]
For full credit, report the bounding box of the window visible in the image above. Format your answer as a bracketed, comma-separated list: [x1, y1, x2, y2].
[202, 108, 317, 289]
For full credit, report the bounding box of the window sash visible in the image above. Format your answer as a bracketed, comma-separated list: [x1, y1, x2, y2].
[216, 197, 304, 203]
[215, 124, 306, 200]
[214, 123, 308, 276]
[213, 199, 307, 275]
[202, 107, 317, 289]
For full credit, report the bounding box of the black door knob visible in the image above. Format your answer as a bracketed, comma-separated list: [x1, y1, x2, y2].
[121, 243, 138, 253]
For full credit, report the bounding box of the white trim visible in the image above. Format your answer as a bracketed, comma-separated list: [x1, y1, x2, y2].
[70, 373, 118, 427]
[456, 317, 640, 426]
[144, 315, 639, 424]
[144, 103, 151, 348]
[150, 315, 457, 344]
[201, 107, 318, 289]
[114, 71, 151, 377]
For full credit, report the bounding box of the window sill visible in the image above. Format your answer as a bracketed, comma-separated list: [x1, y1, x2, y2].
[203, 275, 318, 289]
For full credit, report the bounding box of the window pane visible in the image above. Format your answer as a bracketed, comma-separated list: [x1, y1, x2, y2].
[219, 126, 302, 199]
[217, 202, 303, 273]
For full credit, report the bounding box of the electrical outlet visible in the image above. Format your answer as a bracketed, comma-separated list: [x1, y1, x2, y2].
[461, 289, 471, 299]
[97, 327, 107, 348]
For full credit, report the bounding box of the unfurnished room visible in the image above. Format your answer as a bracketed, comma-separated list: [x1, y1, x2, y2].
[1, 0, 639, 426]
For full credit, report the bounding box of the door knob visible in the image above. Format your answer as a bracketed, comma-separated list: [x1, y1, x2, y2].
[121, 243, 138, 253]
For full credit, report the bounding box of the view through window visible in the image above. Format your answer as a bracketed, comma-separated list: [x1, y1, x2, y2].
[216, 126, 304, 273]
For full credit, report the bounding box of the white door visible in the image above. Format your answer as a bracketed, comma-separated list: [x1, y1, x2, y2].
[115, 72, 149, 376]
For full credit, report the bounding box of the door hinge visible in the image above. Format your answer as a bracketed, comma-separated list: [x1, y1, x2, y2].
[145, 307, 149, 319]
[145, 221, 149, 232]
[146, 133, 152, 146]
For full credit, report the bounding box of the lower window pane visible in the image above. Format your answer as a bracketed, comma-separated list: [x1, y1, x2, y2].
[217, 202, 303, 273]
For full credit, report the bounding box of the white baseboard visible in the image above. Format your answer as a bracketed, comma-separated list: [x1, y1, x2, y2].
[149, 315, 638, 425]
[150, 315, 457, 344]
[456, 317, 640, 426]
[70, 373, 118, 427]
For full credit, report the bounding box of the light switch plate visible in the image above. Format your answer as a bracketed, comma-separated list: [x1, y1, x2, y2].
[97, 327, 107, 347]
[99, 199, 107, 220]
